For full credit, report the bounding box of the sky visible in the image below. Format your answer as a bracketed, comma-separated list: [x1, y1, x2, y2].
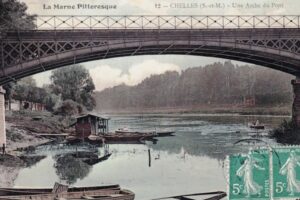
[19, 0, 299, 91]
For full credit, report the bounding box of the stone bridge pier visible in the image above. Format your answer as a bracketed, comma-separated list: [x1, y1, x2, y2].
[292, 78, 300, 127]
[0, 87, 5, 152]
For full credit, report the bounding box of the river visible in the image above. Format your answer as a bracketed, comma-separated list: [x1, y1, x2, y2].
[13, 113, 288, 200]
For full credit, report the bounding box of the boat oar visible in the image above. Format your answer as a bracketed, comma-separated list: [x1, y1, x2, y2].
[151, 191, 226, 200]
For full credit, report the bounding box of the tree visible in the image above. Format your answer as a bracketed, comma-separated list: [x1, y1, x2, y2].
[11, 77, 37, 109]
[42, 84, 60, 111]
[50, 65, 96, 111]
[94, 62, 293, 111]
[0, 0, 36, 32]
[54, 100, 84, 116]
[1, 0, 36, 108]
[3, 82, 15, 110]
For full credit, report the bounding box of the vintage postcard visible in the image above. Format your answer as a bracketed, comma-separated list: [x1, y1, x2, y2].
[1, 0, 300, 200]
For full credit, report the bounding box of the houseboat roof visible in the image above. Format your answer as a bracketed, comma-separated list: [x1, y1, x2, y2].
[75, 113, 110, 120]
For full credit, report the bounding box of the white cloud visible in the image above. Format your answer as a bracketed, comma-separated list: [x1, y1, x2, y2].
[89, 59, 181, 91]
[89, 65, 128, 91]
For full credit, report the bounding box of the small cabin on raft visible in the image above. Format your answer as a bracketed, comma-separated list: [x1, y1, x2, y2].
[73, 113, 110, 138]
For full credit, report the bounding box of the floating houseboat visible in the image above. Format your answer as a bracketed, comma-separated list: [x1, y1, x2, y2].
[67, 113, 109, 143]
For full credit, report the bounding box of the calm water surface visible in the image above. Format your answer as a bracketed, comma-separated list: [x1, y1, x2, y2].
[14, 114, 288, 200]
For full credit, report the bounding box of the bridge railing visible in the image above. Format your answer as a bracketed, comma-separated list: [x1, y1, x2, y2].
[34, 15, 300, 30]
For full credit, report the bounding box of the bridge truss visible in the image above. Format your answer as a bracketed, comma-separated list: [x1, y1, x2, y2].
[1, 15, 300, 84]
[34, 15, 300, 29]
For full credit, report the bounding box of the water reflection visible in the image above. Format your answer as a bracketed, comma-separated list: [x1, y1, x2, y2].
[54, 153, 92, 185]
[13, 114, 288, 199]
[111, 114, 283, 160]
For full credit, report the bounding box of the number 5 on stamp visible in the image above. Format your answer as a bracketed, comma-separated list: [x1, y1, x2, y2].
[272, 147, 300, 199]
[229, 149, 270, 200]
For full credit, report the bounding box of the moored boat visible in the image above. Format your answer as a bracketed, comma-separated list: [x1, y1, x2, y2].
[248, 120, 265, 130]
[115, 128, 149, 134]
[154, 131, 175, 137]
[88, 134, 105, 143]
[249, 124, 265, 129]
[0, 184, 119, 196]
[82, 153, 112, 165]
[0, 183, 135, 200]
[65, 134, 81, 143]
[152, 191, 226, 200]
[104, 133, 154, 141]
[115, 129, 175, 137]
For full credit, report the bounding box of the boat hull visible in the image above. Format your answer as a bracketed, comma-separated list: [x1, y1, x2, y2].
[104, 133, 154, 141]
[155, 131, 175, 137]
[0, 185, 134, 200]
[249, 125, 265, 130]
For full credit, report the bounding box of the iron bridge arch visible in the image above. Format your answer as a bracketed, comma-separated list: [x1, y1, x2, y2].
[1, 15, 300, 84]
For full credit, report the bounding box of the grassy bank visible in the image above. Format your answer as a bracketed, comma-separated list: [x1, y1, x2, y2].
[0, 110, 74, 187]
[5, 110, 74, 153]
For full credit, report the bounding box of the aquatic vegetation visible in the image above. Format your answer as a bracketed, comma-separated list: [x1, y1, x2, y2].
[270, 119, 300, 144]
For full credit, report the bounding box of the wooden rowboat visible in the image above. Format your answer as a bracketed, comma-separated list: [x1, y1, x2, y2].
[0, 184, 135, 200]
[104, 133, 154, 141]
[115, 129, 175, 137]
[154, 131, 175, 137]
[152, 191, 226, 200]
[82, 153, 112, 165]
[249, 124, 265, 130]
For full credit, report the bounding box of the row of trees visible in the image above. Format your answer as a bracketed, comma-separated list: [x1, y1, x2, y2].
[1, 1, 96, 115]
[3, 77, 54, 110]
[4, 65, 96, 115]
[95, 61, 293, 111]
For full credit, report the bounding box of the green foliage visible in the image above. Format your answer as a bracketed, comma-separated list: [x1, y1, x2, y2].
[50, 65, 96, 111]
[6, 129, 24, 142]
[95, 62, 293, 110]
[12, 77, 43, 104]
[43, 93, 59, 111]
[54, 99, 84, 116]
[4, 77, 60, 111]
[0, 0, 36, 31]
[11, 77, 36, 102]
[41, 84, 60, 111]
[270, 119, 300, 144]
[3, 82, 15, 110]
[3, 82, 15, 99]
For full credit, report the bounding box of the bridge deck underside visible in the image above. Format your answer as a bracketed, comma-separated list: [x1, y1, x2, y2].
[1, 28, 300, 84]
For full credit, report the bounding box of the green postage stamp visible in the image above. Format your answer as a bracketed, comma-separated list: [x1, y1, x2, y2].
[229, 146, 300, 200]
[229, 149, 270, 200]
[272, 147, 300, 199]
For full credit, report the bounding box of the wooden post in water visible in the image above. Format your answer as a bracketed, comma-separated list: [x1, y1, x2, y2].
[148, 149, 151, 167]
[0, 87, 6, 154]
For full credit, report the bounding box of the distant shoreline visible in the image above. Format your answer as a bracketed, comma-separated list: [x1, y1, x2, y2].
[97, 105, 292, 116]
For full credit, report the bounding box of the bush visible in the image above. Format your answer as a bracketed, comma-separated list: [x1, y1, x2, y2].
[270, 119, 300, 144]
[6, 129, 24, 142]
[54, 100, 85, 116]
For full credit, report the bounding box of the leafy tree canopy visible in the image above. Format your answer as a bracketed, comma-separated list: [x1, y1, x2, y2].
[50, 65, 96, 111]
[0, 0, 36, 31]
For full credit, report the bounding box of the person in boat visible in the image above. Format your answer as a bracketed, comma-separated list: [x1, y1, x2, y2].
[251, 120, 260, 126]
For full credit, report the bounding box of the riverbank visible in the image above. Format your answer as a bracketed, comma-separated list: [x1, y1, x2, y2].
[270, 119, 300, 144]
[0, 110, 72, 187]
[99, 105, 291, 116]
